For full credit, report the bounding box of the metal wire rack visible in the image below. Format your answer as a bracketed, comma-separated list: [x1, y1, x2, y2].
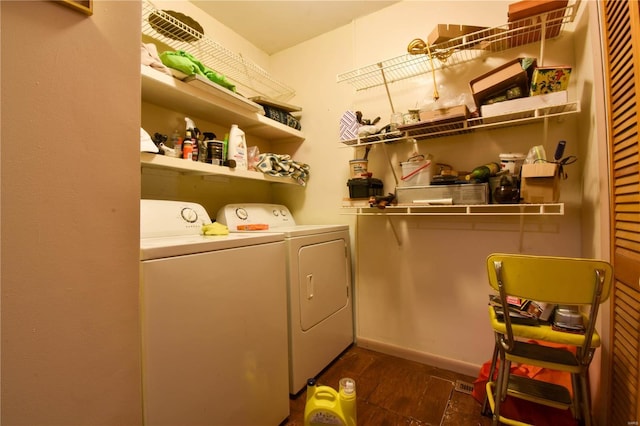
[337, 0, 580, 91]
[141, 0, 295, 101]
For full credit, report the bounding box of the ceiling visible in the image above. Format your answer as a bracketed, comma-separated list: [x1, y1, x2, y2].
[191, 1, 400, 55]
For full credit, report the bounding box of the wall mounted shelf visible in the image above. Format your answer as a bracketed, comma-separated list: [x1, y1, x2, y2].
[141, 152, 301, 185]
[141, 65, 305, 143]
[340, 101, 579, 146]
[341, 203, 564, 216]
[337, 1, 580, 91]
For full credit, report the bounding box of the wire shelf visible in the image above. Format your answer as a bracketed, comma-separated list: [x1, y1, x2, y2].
[337, 1, 580, 91]
[142, 0, 296, 101]
[340, 203, 565, 216]
[339, 101, 579, 146]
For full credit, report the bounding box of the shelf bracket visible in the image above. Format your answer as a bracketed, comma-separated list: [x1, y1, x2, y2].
[378, 63, 395, 113]
[387, 216, 402, 246]
[381, 142, 399, 186]
[539, 14, 547, 66]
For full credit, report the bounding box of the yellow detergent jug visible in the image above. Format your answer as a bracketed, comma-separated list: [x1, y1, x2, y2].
[304, 377, 357, 426]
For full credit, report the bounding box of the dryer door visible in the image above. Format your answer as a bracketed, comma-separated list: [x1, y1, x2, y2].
[298, 238, 349, 331]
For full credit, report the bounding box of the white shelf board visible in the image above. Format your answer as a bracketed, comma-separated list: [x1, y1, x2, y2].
[341, 203, 564, 216]
[141, 66, 304, 143]
[141, 152, 300, 185]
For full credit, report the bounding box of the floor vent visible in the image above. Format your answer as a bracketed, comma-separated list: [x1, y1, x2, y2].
[455, 380, 474, 395]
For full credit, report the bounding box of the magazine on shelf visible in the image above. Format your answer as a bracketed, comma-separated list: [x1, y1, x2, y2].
[489, 294, 556, 325]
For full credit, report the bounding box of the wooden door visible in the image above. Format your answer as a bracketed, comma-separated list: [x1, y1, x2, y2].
[602, 1, 640, 424]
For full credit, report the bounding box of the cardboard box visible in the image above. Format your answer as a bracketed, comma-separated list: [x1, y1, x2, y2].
[396, 183, 489, 205]
[508, 0, 568, 21]
[508, 0, 568, 47]
[419, 104, 469, 123]
[427, 24, 488, 46]
[469, 58, 536, 109]
[520, 163, 560, 203]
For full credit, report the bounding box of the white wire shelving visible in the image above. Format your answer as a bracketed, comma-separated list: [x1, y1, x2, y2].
[341, 203, 564, 216]
[337, 1, 580, 91]
[339, 100, 579, 146]
[338, 3, 579, 218]
[337, 1, 582, 146]
[141, 0, 295, 101]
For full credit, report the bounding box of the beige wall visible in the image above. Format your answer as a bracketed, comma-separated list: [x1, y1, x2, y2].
[0, 0, 610, 423]
[1, 1, 142, 424]
[167, 0, 604, 377]
[270, 0, 588, 374]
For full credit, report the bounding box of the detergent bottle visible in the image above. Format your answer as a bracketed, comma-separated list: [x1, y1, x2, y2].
[304, 378, 357, 426]
[227, 124, 248, 170]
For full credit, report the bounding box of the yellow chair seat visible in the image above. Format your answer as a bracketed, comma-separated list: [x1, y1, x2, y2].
[488, 306, 601, 348]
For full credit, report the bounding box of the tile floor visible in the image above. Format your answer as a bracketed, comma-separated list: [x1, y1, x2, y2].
[281, 345, 492, 425]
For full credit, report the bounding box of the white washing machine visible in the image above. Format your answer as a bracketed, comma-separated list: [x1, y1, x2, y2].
[216, 203, 354, 394]
[140, 199, 289, 426]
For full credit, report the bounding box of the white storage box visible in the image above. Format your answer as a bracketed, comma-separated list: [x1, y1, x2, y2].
[396, 183, 489, 205]
[480, 90, 568, 119]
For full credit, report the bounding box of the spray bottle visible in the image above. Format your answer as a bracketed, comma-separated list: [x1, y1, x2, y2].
[184, 117, 199, 161]
[227, 124, 248, 170]
[304, 378, 356, 426]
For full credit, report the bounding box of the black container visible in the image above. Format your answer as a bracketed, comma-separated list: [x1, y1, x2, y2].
[206, 140, 224, 165]
[347, 178, 383, 198]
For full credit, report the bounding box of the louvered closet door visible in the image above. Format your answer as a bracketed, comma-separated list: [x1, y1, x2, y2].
[602, 1, 640, 424]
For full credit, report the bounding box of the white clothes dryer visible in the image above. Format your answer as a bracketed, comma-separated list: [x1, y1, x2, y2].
[140, 200, 289, 425]
[216, 203, 354, 394]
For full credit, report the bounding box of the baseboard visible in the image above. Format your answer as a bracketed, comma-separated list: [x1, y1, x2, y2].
[355, 337, 482, 378]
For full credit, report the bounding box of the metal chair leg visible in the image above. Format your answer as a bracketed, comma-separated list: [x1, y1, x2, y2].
[579, 371, 593, 426]
[492, 354, 510, 426]
[570, 372, 580, 420]
[482, 343, 500, 417]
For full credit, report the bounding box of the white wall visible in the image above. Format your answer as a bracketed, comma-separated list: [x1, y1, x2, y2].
[270, 0, 591, 376]
[572, 3, 611, 424]
[142, 0, 606, 406]
[1, 1, 142, 423]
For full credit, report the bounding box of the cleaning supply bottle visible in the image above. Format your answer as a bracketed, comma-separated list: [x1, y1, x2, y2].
[227, 124, 248, 170]
[304, 378, 356, 426]
[170, 129, 182, 158]
[184, 117, 198, 161]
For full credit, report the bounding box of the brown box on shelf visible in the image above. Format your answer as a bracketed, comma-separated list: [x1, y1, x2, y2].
[427, 24, 488, 46]
[469, 58, 536, 110]
[508, 0, 569, 47]
[397, 106, 469, 139]
[419, 104, 469, 123]
[520, 163, 560, 203]
[396, 183, 489, 205]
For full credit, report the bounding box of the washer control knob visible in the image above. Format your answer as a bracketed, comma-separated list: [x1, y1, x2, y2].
[280, 209, 288, 217]
[235, 207, 248, 221]
[181, 207, 198, 223]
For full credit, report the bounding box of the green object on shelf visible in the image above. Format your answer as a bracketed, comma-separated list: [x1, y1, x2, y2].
[160, 50, 236, 92]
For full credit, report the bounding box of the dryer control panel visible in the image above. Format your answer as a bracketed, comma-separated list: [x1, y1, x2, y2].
[217, 204, 297, 228]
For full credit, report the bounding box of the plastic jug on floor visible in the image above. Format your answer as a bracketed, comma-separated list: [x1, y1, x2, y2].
[304, 377, 356, 426]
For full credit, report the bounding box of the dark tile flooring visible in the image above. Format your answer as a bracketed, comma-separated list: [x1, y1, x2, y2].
[282, 345, 492, 426]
